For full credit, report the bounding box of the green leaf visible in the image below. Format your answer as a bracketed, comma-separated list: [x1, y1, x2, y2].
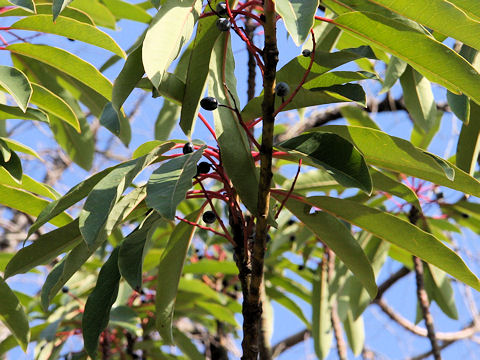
[7, 0, 35, 12]
[340, 106, 380, 130]
[0, 277, 29, 351]
[278, 132, 373, 194]
[0, 184, 72, 227]
[399, 66, 437, 133]
[381, 56, 407, 93]
[312, 261, 332, 360]
[365, 0, 480, 53]
[183, 259, 238, 275]
[52, 0, 74, 20]
[5, 219, 81, 279]
[112, 45, 144, 111]
[343, 310, 364, 356]
[101, 0, 151, 23]
[312, 125, 480, 197]
[266, 286, 309, 326]
[99, 102, 131, 146]
[80, 146, 169, 248]
[156, 210, 200, 344]
[289, 195, 480, 291]
[30, 83, 79, 132]
[0, 65, 32, 112]
[82, 247, 121, 359]
[142, 0, 201, 89]
[276, 0, 319, 46]
[241, 83, 366, 122]
[448, 0, 480, 21]
[155, 99, 180, 140]
[332, 12, 480, 104]
[456, 101, 480, 175]
[0, 168, 58, 199]
[281, 196, 377, 298]
[425, 264, 458, 320]
[0, 103, 48, 123]
[146, 147, 205, 220]
[7, 43, 113, 100]
[172, 329, 203, 360]
[0, 3, 94, 24]
[118, 211, 162, 291]
[132, 140, 175, 159]
[180, 10, 222, 136]
[208, 34, 262, 217]
[11, 16, 125, 58]
[0, 149, 22, 182]
[49, 114, 94, 170]
[70, 0, 116, 29]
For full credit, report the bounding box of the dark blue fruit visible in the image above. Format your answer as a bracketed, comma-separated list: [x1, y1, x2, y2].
[216, 2, 227, 16]
[302, 49, 312, 57]
[200, 96, 218, 111]
[183, 142, 194, 154]
[202, 210, 216, 224]
[275, 82, 290, 97]
[197, 161, 212, 175]
[216, 18, 231, 32]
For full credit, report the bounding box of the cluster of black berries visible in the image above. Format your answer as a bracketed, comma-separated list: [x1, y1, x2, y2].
[215, 2, 231, 31]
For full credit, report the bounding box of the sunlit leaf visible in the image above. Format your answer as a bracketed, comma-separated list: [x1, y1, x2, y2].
[0, 65, 32, 112]
[276, 0, 319, 46]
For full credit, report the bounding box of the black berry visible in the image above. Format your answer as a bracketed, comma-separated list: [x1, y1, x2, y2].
[216, 2, 227, 16]
[259, 14, 265, 22]
[197, 161, 212, 175]
[266, 234, 271, 243]
[202, 210, 217, 224]
[302, 49, 312, 57]
[275, 82, 290, 97]
[61, 286, 69, 293]
[289, 235, 295, 242]
[216, 18, 231, 31]
[198, 255, 204, 260]
[200, 96, 218, 111]
[297, 264, 304, 271]
[287, 218, 295, 226]
[183, 142, 194, 154]
[233, 284, 240, 291]
[461, 213, 470, 219]
[222, 279, 228, 287]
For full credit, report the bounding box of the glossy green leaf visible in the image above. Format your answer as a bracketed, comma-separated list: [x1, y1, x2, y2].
[381, 56, 407, 93]
[313, 125, 480, 197]
[82, 247, 121, 359]
[5, 219, 81, 279]
[400, 66, 437, 133]
[7, 0, 35, 12]
[49, 114, 94, 170]
[266, 286, 309, 326]
[366, 0, 480, 52]
[52, 0, 74, 20]
[99, 102, 131, 146]
[101, 0, 151, 23]
[0, 104, 48, 123]
[268, 274, 311, 303]
[276, 0, 319, 46]
[112, 45, 144, 111]
[41, 187, 148, 310]
[0, 65, 32, 112]
[156, 210, 200, 344]
[118, 211, 162, 291]
[208, 34, 261, 217]
[241, 83, 366, 122]
[289, 195, 480, 291]
[0, 169, 58, 199]
[146, 147, 204, 220]
[425, 264, 458, 320]
[0, 149, 22, 182]
[456, 101, 480, 176]
[80, 146, 168, 248]
[282, 196, 377, 298]
[155, 99, 180, 140]
[132, 140, 175, 159]
[312, 261, 332, 360]
[0, 4, 94, 24]
[0, 184, 72, 227]
[7, 43, 113, 100]
[333, 12, 480, 103]
[70, 0, 116, 29]
[0, 277, 29, 351]
[142, 0, 201, 89]
[11, 16, 125, 58]
[180, 10, 222, 136]
[30, 83, 79, 131]
[183, 259, 238, 275]
[278, 132, 373, 194]
[340, 106, 380, 130]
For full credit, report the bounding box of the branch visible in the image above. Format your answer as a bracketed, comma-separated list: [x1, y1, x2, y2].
[374, 266, 411, 300]
[271, 329, 310, 358]
[331, 301, 348, 360]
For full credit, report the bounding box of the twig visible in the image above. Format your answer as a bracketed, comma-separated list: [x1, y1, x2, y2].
[271, 329, 310, 358]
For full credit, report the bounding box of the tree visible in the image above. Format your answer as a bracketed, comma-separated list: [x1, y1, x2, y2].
[0, 0, 480, 359]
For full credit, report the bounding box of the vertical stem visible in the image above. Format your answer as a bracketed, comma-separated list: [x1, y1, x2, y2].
[241, 1, 278, 359]
[331, 304, 348, 360]
[408, 207, 441, 360]
[245, 17, 257, 101]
